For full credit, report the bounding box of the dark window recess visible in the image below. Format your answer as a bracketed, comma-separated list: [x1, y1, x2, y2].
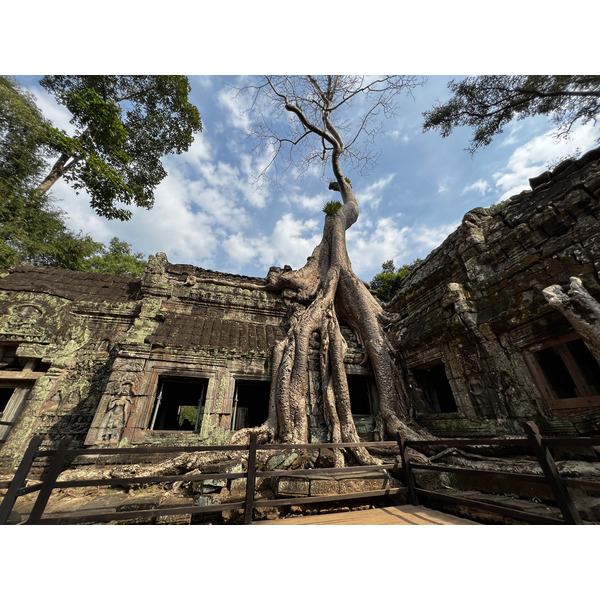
[231, 381, 270, 430]
[347, 375, 374, 415]
[535, 347, 577, 399]
[0, 388, 15, 414]
[413, 364, 458, 414]
[531, 338, 600, 404]
[567, 339, 600, 393]
[0, 346, 19, 371]
[150, 378, 207, 432]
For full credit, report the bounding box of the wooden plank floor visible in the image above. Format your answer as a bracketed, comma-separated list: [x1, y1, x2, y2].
[253, 504, 480, 525]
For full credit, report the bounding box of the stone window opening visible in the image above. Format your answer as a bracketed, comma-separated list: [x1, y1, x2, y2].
[149, 377, 207, 432]
[525, 336, 600, 410]
[0, 346, 19, 370]
[0, 345, 47, 373]
[230, 380, 270, 430]
[0, 387, 11, 406]
[0, 386, 13, 417]
[412, 364, 458, 415]
[347, 375, 375, 417]
[0, 345, 46, 442]
[347, 374, 378, 441]
[0, 383, 32, 441]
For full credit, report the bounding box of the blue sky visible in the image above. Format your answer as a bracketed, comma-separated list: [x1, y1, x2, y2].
[6, 3, 599, 283]
[15, 74, 599, 282]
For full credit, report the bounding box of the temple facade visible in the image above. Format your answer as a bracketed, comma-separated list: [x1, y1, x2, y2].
[1, 147, 599, 474]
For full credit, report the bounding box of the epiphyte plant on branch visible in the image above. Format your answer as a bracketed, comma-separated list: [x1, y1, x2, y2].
[232, 75, 427, 465]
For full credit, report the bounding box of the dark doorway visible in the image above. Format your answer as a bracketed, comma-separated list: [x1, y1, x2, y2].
[150, 378, 207, 432]
[535, 347, 578, 399]
[347, 375, 374, 416]
[231, 380, 270, 430]
[413, 364, 458, 414]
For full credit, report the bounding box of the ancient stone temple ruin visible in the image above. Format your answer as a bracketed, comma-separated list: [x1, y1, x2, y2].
[1, 147, 599, 475]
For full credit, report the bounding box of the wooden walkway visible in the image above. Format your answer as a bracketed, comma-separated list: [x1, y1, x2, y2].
[253, 504, 479, 525]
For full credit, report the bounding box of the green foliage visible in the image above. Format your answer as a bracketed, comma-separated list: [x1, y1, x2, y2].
[0, 76, 49, 198]
[0, 76, 100, 270]
[369, 258, 423, 303]
[423, 75, 600, 153]
[322, 200, 343, 215]
[83, 237, 146, 278]
[0, 193, 145, 277]
[0, 77, 147, 277]
[0, 192, 102, 270]
[488, 198, 512, 214]
[39, 75, 203, 220]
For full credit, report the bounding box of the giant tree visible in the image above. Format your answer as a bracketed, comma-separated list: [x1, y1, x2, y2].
[234, 76, 426, 464]
[1, 76, 149, 273]
[423, 75, 600, 153]
[1, 76, 98, 269]
[36, 76, 202, 220]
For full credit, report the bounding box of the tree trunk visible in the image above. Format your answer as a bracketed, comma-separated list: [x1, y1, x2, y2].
[231, 177, 424, 464]
[35, 152, 80, 196]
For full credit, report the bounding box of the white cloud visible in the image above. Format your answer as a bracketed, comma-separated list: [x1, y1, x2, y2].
[347, 218, 459, 279]
[281, 191, 330, 213]
[224, 213, 322, 272]
[493, 122, 598, 201]
[217, 85, 251, 133]
[499, 121, 526, 147]
[388, 130, 411, 143]
[357, 174, 395, 209]
[462, 179, 492, 196]
[407, 222, 459, 253]
[346, 216, 411, 277]
[169, 134, 213, 170]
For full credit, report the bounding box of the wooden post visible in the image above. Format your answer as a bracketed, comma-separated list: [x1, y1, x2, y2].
[0, 435, 42, 525]
[523, 421, 582, 525]
[397, 429, 419, 506]
[243, 432, 258, 525]
[25, 435, 72, 525]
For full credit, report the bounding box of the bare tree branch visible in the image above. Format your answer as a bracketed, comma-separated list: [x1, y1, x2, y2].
[237, 75, 425, 190]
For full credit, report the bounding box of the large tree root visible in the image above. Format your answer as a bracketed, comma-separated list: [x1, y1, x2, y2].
[230, 195, 429, 466]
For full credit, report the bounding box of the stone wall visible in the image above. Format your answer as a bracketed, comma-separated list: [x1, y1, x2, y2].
[1, 147, 600, 475]
[387, 147, 600, 436]
[0, 252, 374, 472]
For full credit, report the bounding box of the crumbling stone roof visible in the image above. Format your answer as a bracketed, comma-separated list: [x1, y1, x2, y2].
[0, 265, 141, 303]
[146, 312, 285, 353]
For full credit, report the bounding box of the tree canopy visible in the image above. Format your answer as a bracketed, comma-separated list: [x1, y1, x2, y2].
[423, 75, 600, 153]
[37, 75, 202, 220]
[369, 258, 422, 303]
[83, 237, 146, 278]
[1, 76, 94, 269]
[0, 76, 49, 200]
[1, 76, 147, 277]
[0, 190, 146, 277]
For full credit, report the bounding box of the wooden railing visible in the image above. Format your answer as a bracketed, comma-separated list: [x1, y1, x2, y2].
[398, 421, 600, 525]
[0, 436, 402, 525]
[1, 421, 598, 525]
